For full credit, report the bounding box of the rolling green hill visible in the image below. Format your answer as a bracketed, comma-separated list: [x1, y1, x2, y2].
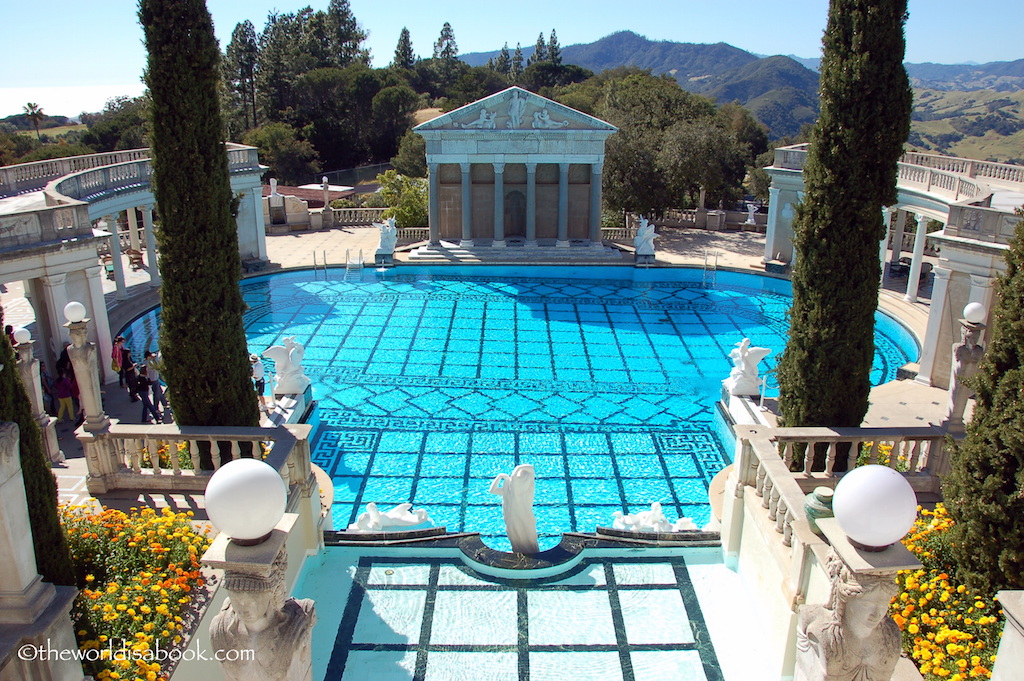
[907, 89, 1024, 163]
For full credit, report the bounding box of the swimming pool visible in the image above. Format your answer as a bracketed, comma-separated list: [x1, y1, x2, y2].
[121, 265, 918, 550]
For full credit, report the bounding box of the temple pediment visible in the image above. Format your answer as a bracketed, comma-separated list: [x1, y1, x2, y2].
[415, 87, 616, 133]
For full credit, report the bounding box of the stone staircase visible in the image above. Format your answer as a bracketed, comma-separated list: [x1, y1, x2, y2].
[403, 239, 628, 264]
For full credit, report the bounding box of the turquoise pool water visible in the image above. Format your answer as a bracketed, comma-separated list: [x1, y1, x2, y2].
[121, 265, 918, 550]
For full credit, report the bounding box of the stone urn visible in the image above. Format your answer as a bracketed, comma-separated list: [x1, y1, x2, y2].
[804, 486, 834, 535]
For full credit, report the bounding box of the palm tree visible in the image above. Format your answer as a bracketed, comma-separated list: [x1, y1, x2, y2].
[23, 102, 44, 140]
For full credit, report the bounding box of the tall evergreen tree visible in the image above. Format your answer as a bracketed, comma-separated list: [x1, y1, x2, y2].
[494, 43, 511, 76]
[432, 22, 459, 88]
[527, 32, 547, 66]
[225, 20, 259, 130]
[139, 0, 259, 468]
[511, 43, 524, 83]
[776, 0, 912, 438]
[326, 0, 368, 67]
[0, 304, 75, 586]
[944, 211, 1024, 594]
[548, 29, 562, 65]
[393, 27, 415, 69]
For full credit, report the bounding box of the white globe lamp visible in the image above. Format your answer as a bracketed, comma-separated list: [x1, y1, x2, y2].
[832, 464, 917, 551]
[205, 459, 287, 545]
[963, 302, 986, 325]
[63, 301, 87, 324]
[13, 328, 31, 344]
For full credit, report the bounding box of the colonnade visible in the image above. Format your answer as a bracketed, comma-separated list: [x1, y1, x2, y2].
[103, 205, 161, 300]
[427, 161, 604, 247]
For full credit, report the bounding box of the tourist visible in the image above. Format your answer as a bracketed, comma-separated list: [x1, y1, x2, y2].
[4, 324, 14, 346]
[144, 350, 170, 412]
[111, 337, 124, 386]
[55, 341, 72, 377]
[120, 342, 139, 401]
[39, 361, 55, 415]
[136, 365, 162, 423]
[53, 370, 75, 423]
[251, 353, 268, 412]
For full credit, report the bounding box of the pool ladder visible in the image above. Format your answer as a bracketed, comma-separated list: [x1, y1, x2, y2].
[343, 249, 364, 280]
[312, 250, 327, 278]
[702, 249, 719, 287]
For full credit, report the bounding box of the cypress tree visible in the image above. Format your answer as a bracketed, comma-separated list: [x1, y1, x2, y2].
[139, 0, 259, 468]
[943, 211, 1024, 594]
[0, 304, 75, 586]
[776, 1, 912, 438]
[393, 27, 415, 70]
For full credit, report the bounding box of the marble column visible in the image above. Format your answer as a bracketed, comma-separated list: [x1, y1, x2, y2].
[762, 187, 782, 262]
[106, 215, 127, 299]
[904, 213, 930, 303]
[492, 163, 505, 247]
[525, 163, 538, 248]
[126, 207, 141, 252]
[141, 205, 161, 287]
[460, 162, 473, 247]
[589, 163, 603, 249]
[39, 274, 70, 350]
[890, 210, 908, 263]
[556, 162, 570, 247]
[915, 266, 952, 386]
[428, 162, 440, 245]
[15, 339, 63, 463]
[84, 266, 116, 385]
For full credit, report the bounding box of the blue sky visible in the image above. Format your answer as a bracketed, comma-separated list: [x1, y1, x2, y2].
[2, 0, 1022, 119]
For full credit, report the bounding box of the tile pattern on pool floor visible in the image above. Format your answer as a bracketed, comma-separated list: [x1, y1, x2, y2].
[326, 556, 722, 681]
[119, 268, 916, 548]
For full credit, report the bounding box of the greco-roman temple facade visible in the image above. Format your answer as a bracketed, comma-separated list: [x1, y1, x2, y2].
[414, 87, 617, 253]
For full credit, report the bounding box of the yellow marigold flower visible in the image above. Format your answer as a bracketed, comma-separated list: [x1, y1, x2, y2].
[908, 623, 920, 634]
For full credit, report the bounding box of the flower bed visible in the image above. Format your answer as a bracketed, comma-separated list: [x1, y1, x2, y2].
[59, 505, 212, 681]
[893, 504, 1003, 679]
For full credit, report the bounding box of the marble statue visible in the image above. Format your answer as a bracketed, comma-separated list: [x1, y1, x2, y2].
[457, 109, 496, 129]
[634, 217, 656, 256]
[943, 320, 985, 432]
[262, 337, 310, 395]
[746, 202, 757, 224]
[211, 552, 316, 681]
[612, 502, 698, 533]
[531, 109, 569, 129]
[269, 178, 280, 196]
[507, 91, 526, 129]
[722, 338, 772, 396]
[347, 502, 431, 532]
[795, 550, 901, 681]
[377, 217, 398, 254]
[489, 464, 539, 554]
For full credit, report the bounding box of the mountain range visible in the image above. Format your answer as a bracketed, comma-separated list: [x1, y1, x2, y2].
[463, 31, 1024, 141]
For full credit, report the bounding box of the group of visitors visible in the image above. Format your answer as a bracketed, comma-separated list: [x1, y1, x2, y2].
[112, 336, 170, 424]
[29, 340, 83, 427]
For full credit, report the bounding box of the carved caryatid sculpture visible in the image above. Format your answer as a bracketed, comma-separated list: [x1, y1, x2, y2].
[795, 550, 901, 681]
[943, 319, 985, 432]
[722, 338, 771, 396]
[489, 464, 539, 554]
[211, 551, 316, 681]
